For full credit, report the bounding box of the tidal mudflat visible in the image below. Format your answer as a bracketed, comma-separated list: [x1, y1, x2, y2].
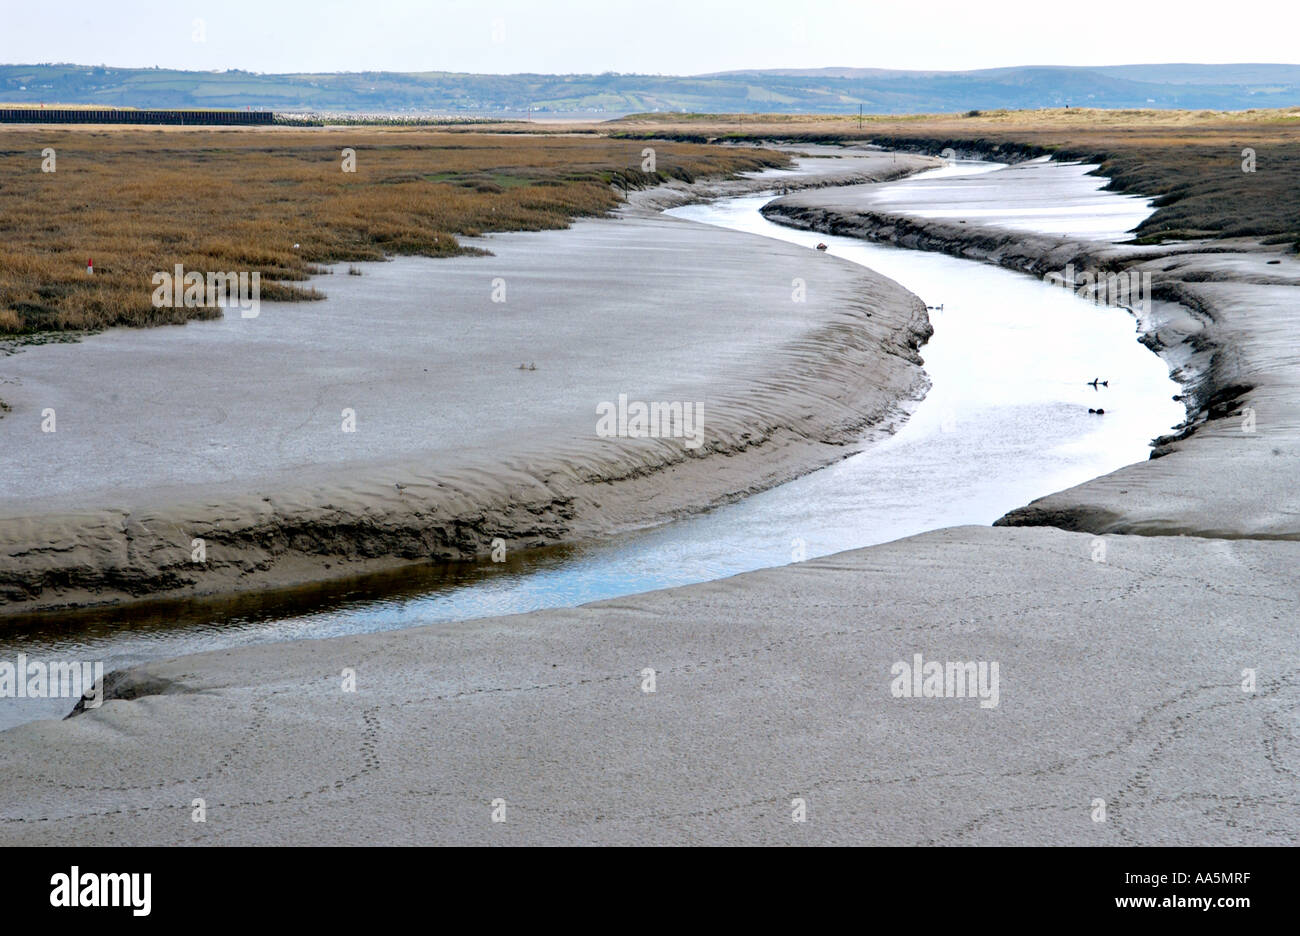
[0, 152, 936, 615]
[8, 140, 1293, 845]
[827, 155, 1155, 241]
[6, 525, 1292, 846]
[0, 161, 1183, 727]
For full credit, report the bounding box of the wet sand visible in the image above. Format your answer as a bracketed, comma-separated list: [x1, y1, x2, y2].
[2, 525, 1295, 845]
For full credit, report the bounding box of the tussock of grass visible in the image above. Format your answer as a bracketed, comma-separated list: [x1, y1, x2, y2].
[0, 128, 785, 334]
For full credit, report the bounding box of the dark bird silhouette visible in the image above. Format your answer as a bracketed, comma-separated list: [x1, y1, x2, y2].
[1087, 378, 1109, 390]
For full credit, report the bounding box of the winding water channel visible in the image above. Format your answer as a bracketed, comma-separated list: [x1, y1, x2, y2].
[0, 160, 1183, 729]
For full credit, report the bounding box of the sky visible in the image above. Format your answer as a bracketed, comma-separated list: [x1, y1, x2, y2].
[3, 0, 1296, 75]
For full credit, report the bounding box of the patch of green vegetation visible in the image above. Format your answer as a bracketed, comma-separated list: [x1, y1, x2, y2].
[1, 330, 93, 355]
[424, 171, 536, 191]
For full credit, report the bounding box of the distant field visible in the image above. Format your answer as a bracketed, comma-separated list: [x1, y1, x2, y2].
[0, 128, 785, 334]
[608, 108, 1300, 245]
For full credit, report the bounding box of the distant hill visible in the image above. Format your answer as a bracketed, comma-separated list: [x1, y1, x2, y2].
[3, 63, 1299, 116]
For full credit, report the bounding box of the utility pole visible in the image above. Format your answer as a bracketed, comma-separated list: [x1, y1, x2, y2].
[858, 104, 862, 130]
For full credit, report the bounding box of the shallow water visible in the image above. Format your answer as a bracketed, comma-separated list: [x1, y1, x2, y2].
[849, 156, 1155, 241]
[0, 161, 1183, 729]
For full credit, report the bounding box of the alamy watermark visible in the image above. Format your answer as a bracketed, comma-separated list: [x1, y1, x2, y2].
[1044, 264, 1151, 314]
[50, 867, 150, 916]
[890, 652, 1000, 708]
[0, 654, 103, 708]
[152, 264, 261, 318]
[596, 393, 704, 450]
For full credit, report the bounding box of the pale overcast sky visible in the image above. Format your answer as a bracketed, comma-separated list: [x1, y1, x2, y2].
[3, 0, 1294, 74]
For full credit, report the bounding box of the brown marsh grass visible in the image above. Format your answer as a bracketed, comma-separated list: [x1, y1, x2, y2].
[0, 127, 786, 334]
[608, 108, 1300, 245]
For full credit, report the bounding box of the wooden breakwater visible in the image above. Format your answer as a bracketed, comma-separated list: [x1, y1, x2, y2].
[0, 108, 275, 125]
